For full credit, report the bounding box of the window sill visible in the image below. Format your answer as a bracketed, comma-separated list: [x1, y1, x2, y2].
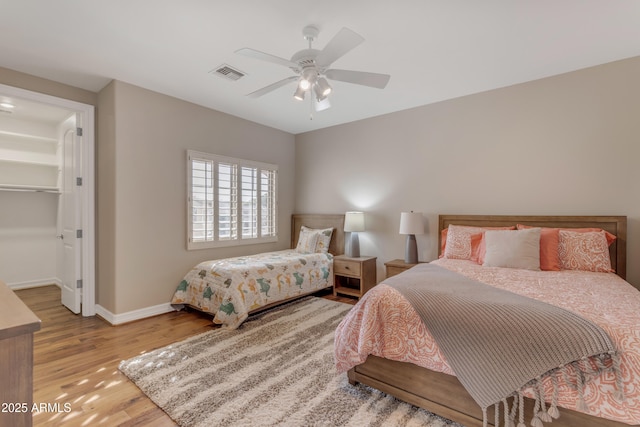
[187, 236, 278, 250]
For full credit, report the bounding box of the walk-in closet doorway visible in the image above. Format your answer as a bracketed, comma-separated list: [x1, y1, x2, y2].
[0, 83, 95, 316]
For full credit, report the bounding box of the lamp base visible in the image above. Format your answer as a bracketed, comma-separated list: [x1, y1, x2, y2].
[405, 234, 418, 264]
[346, 232, 360, 258]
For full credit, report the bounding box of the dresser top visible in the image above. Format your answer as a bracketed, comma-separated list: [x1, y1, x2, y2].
[0, 281, 41, 340]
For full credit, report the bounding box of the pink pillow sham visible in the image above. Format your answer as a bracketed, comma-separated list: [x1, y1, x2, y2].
[558, 230, 614, 273]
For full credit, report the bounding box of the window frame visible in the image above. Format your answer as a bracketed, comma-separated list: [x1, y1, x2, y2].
[187, 150, 278, 250]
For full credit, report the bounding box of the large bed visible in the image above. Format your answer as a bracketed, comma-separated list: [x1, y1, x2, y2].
[171, 214, 344, 329]
[335, 215, 639, 427]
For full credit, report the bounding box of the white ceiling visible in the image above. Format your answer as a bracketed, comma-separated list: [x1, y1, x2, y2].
[2, 1, 640, 134]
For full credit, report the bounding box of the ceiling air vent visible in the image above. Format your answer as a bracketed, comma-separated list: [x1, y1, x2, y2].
[211, 64, 246, 81]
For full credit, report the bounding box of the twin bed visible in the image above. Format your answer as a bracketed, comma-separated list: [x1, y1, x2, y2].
[171, 213, 639, 427]
[171, 214, 344, 329]
[336, 215, 639, 427]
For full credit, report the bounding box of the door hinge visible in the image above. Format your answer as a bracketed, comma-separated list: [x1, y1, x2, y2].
[76, 177, 83, 186]
[76, 229, 83, 238]
[76, 279, 83, 289]
[76, 127, 83, 137]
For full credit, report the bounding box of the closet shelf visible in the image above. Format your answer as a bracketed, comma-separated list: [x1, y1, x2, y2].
[0, 184, 60, 193]
[0, 129, 57, 143]
[0, 157, 59, 168]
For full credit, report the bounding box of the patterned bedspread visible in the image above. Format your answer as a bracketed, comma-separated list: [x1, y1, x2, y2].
[172, 250, 333, 329]
[334, 258, 640, 425]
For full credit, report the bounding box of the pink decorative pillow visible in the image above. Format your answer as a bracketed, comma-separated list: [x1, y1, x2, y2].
[565, 228, 617, 246]
[442, 225, 476, 260]
[439, 228, 448, 258]
[558, 230, 613, 273]
[443, 225, 515, 260]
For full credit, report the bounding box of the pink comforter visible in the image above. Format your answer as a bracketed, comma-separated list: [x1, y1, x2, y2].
[335, 259, 640, 425]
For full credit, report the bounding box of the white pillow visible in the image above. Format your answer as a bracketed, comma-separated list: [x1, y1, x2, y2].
[482, 228, 541, 270]
[313, 227, 333, 253]
[296, 228, 319, 253]
[296, 226, 333, 254]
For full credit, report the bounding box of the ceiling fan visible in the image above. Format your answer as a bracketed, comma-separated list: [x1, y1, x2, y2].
[235, 25, 390, 111]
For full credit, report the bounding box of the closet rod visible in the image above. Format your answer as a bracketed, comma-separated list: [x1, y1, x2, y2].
[0, 185, 60, 194]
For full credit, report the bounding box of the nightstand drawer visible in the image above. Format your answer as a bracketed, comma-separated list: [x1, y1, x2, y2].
[334, 259, 361, 276]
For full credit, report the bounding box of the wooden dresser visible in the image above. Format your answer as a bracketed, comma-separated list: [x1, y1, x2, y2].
[0, 281, 41, 427]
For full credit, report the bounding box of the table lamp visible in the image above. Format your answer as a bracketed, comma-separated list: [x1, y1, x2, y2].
[344, 211, 365, 257]
[399, 211, 424, 264]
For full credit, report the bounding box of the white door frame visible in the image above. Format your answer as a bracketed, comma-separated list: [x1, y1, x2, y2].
[1, 83, 96, 316]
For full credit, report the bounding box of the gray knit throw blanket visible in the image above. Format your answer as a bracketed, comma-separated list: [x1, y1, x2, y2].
[386, 263, 624, 427]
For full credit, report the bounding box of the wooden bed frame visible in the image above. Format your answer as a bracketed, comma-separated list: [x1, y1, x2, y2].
[348, 214, 633, 427]
[437, 215, 627, 281]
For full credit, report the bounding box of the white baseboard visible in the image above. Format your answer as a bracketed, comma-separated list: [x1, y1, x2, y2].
[7, 278, 62, 290]
[95, 302, 176, 325]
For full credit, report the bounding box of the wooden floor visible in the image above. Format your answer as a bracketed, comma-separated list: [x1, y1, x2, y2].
[15, 285, 356, 427]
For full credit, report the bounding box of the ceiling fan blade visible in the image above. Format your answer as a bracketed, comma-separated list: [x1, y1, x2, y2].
[246, 76, 298, 98]
[325, 69, 390, 89]
[315, 27, 364, 68]
[235, 48, 299, 70]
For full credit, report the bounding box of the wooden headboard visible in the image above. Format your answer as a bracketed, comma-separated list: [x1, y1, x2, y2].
[438, 215, 627, 280]
[291, 214, 345, 256]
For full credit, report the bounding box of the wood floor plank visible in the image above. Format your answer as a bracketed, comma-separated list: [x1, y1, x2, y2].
[15, 285, 356, 426]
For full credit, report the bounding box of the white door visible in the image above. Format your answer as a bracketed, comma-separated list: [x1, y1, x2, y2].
[59, 115, 82, 313]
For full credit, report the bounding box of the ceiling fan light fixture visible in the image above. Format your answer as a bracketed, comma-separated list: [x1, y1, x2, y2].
[299, 78, 311, 91]
[315, 96, 331, 112]
[300, 68, 318, 91]
[293, 85, 306, 101]
[315, 77, 332, 98]
[315, 92, 327, 102]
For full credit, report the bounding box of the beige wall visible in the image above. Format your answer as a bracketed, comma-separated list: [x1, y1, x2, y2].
[96, 82, 116, 310]
[295, 56, 640, 287]
[97, 81, 296, 314]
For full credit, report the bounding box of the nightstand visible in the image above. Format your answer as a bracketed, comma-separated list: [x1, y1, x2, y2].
[333, 255, 377, 299]
[384, 259, 422, 278]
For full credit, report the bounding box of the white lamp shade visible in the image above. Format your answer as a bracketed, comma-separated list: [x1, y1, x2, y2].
[399, 212, 424, 235]
[344, 211, 365, 232]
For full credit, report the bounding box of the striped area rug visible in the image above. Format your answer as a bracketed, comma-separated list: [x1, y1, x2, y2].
[119, 297, 461, 427]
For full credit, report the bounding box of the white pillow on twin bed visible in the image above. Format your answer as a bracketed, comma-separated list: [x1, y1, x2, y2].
[482, 228, 541, 270]
[295, 229, 319, 253]
[296, 226, 333, 254]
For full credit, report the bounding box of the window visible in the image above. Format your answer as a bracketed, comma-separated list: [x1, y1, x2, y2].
[187, 150, 278, 249]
